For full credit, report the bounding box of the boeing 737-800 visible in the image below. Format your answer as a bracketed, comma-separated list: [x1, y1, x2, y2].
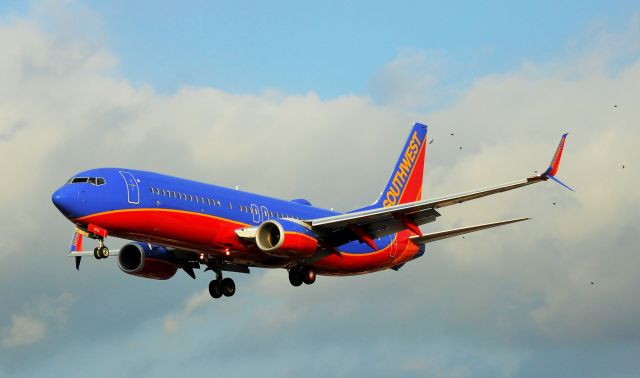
[52, 123, 570, 299]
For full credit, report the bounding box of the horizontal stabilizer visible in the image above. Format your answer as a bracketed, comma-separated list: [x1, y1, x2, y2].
[409, 217, 530, 245]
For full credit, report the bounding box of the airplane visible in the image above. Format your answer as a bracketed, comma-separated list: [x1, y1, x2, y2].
[52, 123, 571, 299]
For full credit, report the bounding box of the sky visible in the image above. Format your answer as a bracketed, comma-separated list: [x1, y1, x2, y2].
[0, 1, 639, 377]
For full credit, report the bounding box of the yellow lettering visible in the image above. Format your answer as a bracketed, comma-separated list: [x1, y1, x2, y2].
[381, 131, 423, 207]
[385, 191, 397, 206]
[398, 158, 411, 181]
[390, 177, 401, 196]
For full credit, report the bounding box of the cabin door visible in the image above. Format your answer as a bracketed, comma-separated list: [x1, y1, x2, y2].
[119, 171, 140, 205]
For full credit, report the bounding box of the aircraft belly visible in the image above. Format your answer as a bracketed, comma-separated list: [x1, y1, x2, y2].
[75, 208, 297, 265]
[311, 231, 419, 276]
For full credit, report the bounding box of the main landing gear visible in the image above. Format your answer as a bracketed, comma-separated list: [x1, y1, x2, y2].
[207, 261, 236, 299]
[288, 266, 316, 287]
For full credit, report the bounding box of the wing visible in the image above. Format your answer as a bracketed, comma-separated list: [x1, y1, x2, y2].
[308, 134, 570, 247]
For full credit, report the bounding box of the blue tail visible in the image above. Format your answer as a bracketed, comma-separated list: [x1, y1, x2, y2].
[372, 122, 428, 208]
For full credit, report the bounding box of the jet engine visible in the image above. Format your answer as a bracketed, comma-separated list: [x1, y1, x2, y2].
[255, 219, 318, 257]
[118, 242, 178, 280]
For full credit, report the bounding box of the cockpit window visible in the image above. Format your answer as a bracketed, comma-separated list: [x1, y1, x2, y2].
[66, 177, 106, 186]
[67, 177, 89, 184]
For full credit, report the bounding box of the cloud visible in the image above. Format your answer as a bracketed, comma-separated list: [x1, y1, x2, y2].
[0, 2, 639, 377]
[368, 48, 461, 112]
[1, 293, 74, 348]
[163, 289, 210, 334]
[2, 315, 47, 348]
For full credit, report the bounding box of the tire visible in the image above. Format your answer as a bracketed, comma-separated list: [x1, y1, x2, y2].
[221, 278, 236, 297]
[94, 247, 101, 260]
[208, 280, 222, 299]
[288, 268, 303, 287]
[100, 247, 109, 259]
[303, 268, 316, 285]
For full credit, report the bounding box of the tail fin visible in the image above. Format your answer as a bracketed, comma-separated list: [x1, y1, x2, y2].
[373, 122, 428, 208]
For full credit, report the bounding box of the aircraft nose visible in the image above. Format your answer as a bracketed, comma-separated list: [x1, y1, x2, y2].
[52, 186, 78, 217]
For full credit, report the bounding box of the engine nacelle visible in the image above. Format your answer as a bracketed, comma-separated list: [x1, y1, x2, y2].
[118, 242, 178, 280]
[255, 219, 318, 257]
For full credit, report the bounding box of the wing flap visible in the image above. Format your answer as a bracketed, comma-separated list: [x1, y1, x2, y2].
[409, 217, 530, 245]
[315, 208, 440, 247]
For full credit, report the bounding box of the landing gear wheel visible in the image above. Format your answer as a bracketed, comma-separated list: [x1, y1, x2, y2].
[208, 280, 222, 299]
[221, 278, 236, 297]
[288, 267, 304, 287]
[99, 246, 109, 259]
[303, 268, 316, 285]
[93, 247, 102, 260]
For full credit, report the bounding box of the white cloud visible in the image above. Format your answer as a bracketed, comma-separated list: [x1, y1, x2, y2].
[368, 48, 446, 110]
[2, 315, 47, 348]
[1, 293, 74, 348]
[164, 289, 211, 334]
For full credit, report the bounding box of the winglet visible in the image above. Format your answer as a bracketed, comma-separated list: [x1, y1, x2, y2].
[541, 133, 573, 191]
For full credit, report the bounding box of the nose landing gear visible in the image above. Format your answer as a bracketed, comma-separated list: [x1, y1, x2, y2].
[93, 239, 110, 259]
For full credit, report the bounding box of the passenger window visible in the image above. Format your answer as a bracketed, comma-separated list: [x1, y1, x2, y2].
[228, 203, 232, 209]
[173, 191, 177, 198]
[217, 200, 221, 207]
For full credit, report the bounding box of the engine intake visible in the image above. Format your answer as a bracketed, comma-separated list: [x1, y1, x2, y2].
[255, 220, 318, 257]
[118, 243, 178, 280]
